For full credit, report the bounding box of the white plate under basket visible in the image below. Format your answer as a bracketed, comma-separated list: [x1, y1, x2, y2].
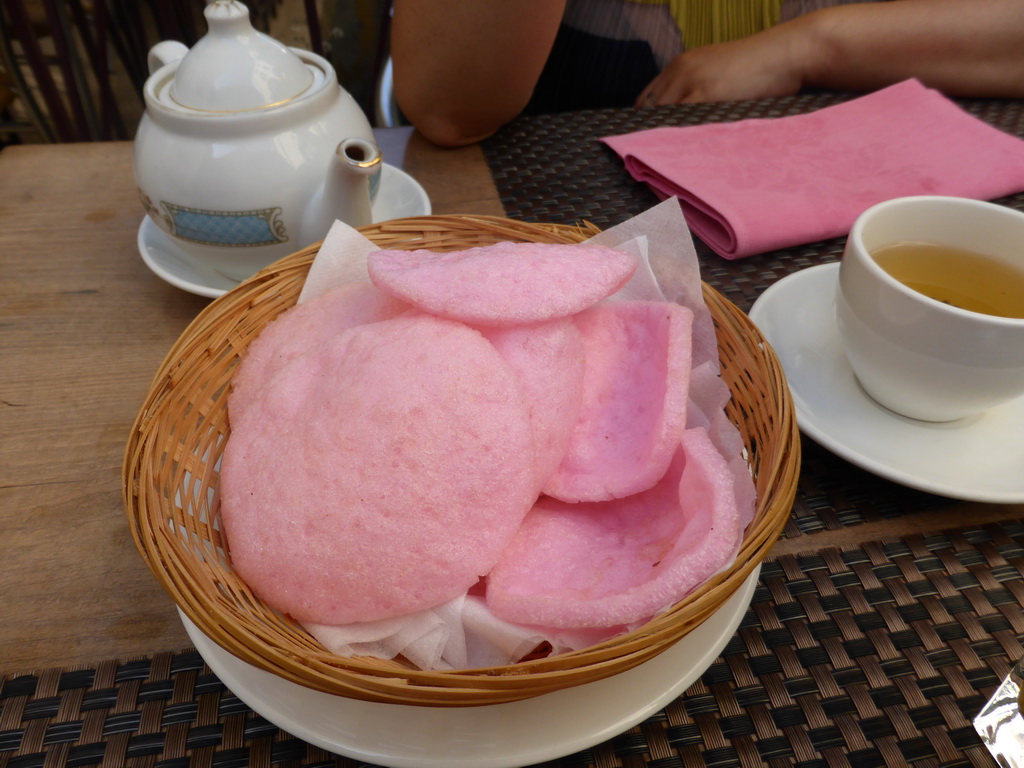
[180, 566, 760, 768]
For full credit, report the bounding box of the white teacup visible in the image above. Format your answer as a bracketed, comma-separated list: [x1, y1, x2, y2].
[835, 196, 1024, 422]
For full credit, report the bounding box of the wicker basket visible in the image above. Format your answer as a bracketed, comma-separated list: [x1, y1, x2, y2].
[123, 215, 800, 707]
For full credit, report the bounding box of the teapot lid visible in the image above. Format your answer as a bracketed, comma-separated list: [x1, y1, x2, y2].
[169, 0, 314, 112]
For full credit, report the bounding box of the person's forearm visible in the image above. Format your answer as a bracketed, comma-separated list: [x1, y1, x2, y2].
[391, 0, 566, 147]
[798, 0, 1024, 98]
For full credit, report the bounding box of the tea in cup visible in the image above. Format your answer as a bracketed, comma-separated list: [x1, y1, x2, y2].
[835, 196, 1024, 422]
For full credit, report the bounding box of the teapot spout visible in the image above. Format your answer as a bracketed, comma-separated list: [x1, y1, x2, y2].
[301, 138, 382, 245]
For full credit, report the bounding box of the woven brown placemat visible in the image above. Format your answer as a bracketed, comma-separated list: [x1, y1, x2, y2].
[786, 437, 951, 539]
[5, 521, 1023, 767]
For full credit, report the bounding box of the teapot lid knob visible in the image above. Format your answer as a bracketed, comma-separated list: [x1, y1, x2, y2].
[168, 0, 314, 112]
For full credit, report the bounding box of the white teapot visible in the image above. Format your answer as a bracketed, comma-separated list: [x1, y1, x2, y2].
[133, 0, 380, 281]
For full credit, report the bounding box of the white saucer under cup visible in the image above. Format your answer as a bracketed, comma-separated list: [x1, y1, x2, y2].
[138, 164, 431, 298]
[749, 263, 1024, 504]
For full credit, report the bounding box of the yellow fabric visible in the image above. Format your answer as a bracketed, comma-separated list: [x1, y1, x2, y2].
[628, 0, 783, 49]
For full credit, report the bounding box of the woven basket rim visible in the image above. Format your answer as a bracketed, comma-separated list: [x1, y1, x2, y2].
[123, 214, 800, 707]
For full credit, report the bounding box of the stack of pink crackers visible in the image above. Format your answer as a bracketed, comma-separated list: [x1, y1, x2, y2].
[219, 200, 756, 670]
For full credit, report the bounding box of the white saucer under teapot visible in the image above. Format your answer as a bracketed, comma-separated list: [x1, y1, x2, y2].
[133, 0, 380, 282]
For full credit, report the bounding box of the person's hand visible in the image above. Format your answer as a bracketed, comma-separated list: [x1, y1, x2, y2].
[635, 27, 808, 107]
[636, 0, 1024, 109]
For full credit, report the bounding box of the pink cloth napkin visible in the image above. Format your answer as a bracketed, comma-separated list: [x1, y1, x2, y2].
[601, 80, 1024, 259]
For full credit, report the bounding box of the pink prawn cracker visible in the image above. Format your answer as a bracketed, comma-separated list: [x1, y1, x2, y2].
[486, 427, 744, 629]
[366, 241, 637, 326]
[221, 313, 537, 625]
[543, 300, 694, 502]
[481, 318, 586, 490]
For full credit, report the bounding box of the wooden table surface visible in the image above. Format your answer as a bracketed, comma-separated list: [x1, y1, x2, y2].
[1, 126, 1020, 678]
[0, 127, 502, 675]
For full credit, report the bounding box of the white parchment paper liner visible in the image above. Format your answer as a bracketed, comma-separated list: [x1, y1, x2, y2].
[292, 200, 751, 669]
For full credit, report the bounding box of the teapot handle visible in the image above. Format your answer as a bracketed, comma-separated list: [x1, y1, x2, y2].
[147, 41, 189, 76]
